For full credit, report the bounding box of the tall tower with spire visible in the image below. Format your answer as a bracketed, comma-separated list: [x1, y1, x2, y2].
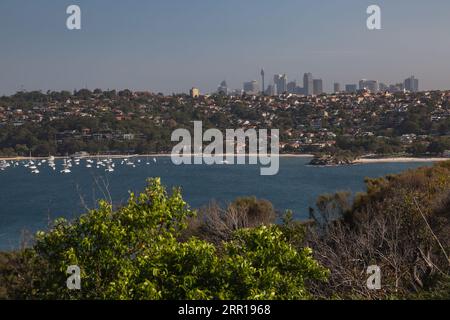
[260, 69, 265, 95]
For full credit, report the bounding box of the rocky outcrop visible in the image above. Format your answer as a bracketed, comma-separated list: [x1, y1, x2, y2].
[309, 155, 356, 166]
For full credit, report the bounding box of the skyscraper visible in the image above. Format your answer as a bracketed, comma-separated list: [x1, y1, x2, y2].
[379, 82, 388, 92]
[404, 76, 419, 92]
[358, 79, 366, 91]
[274, 74, 288, 95]
[265, 84, 276, 96]
[217, 80, 228, 95]
[389, 83, 404, 93]
[334, 82, 341, 93]
[313, 79, 323, 95]
[243, 80, 259, 95]
[261, 69, 265, 95]
[345, 84, 358, 93]
[359, 79, 379, 92]
[295, 86, 305, 95]
[287, 81, 297, 94]
[303, 73, 313, 95]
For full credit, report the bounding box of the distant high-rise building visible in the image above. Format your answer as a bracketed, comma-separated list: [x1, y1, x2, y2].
[379, 82, 388, 92]
[265, 84, 276, 96]
[345, 84, 358, 93]
[274, 74, 288, 94]
[287, 81, 297, 94]
[190, 87, 200, 98]
[303, 73, 313, 95]
[243, 80, 259, 95]
[388, 83, 404, 93]
[280, 74, 288, 93]
[261, 69, 265, 95]
[359, 79, 379, 92]
[404, 76, 419, 92]
[313, 79, 323, 95]
[358, 79, 366, 91]
[368, 80, 379, 92]
[334, 82, 341, 93]
[231, 89, 244, 96]
[217, 80, 228, 95]
[295, 86, 305, 95]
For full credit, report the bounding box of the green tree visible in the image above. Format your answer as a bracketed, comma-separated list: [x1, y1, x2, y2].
[27, 178, 327, 300]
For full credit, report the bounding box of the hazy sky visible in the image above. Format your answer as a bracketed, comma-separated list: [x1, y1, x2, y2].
[1, 0, 450, 95]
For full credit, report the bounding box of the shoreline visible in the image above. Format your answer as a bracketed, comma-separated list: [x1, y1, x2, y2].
[1, 154, 448, 163]
[0, 154, 314, 161]
[355, 157, 449, 164]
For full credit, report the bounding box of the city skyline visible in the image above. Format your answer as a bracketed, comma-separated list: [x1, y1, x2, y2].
[236, 72, 419, 96]
[1, 0, 450, 95]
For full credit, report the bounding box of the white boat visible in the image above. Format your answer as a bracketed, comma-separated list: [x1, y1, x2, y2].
[61, 159, 71, 173]
[0, 161, 8, 171]
[31, 169, 40, 174]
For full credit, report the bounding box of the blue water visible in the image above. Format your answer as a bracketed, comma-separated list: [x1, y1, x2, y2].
[0, 157, 432, 250]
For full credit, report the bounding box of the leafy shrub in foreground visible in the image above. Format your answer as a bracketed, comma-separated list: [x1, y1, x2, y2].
[28, 178, 327, 300]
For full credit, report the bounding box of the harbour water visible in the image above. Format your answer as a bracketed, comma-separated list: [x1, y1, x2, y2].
[0, 156, 432, 250]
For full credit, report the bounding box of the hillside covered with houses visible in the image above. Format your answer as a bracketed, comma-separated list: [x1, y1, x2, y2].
[0, 89, 449, 158]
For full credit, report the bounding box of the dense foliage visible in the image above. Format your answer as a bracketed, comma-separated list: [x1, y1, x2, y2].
[0, 179, 327, 300]
[306, 161, 450, 299]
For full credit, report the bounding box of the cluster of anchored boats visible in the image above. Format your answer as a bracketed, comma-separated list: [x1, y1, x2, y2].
[0, 156, 157, 174]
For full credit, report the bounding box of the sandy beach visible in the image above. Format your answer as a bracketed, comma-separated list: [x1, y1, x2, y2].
[355, 157, 449, 164]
